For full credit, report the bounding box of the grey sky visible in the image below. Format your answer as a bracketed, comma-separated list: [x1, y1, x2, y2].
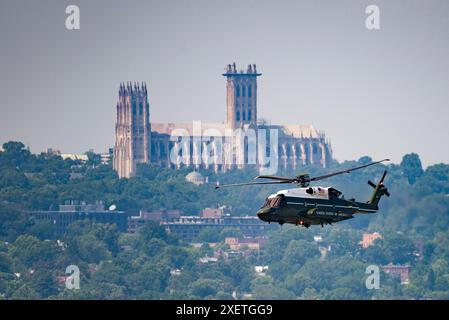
[0, 0, 448, 167]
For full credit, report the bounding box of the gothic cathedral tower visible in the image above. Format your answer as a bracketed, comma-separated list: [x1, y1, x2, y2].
[113, 82, 151, 178]
[223, 63, 261, 129]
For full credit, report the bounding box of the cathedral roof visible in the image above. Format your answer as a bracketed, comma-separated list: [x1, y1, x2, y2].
[280, 124, 320, 138]
[151, 122, 320, 139]
[151, 122, 226, 136]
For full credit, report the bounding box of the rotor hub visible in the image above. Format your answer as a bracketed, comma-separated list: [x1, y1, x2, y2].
[295, 174, 310, 187]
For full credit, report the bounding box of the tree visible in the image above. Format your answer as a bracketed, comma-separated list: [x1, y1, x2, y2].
[0, 169, 28, 189]
[9, 235, 58, 268]
[251, 276, 296, 300]
[190, 278, 222, 298]
[300, 287, 321, 300]
[27, 220, 55, 240]
[286, 270, 315, 296]
[427, 268, 435, 290]
[85, 151, 102, 167]
[401, 153, 423, 184]
[220, 227, 243, 239]
[358, 156, 373, 165]
[0, 141, 31, 168]
[2, 141, 28, 155]
[281, 239, 319, 268]
[195, 228, 221, 243]
[0, 252, 12, 273]
[92, 223, 120, 256]
[215, 291, 233, 300]
[139, 221, 168, 241]
[65, 228, 112, 264]
[10, 284, 41, 299]
[379, 231, 416, 264]
[0, 204, 32, 242]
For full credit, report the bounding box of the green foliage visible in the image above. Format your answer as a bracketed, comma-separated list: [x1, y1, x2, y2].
[85, 151, 102, 166]
[251, 276, 295, 299]
[0, 141, 449, 299]
[0, 204, 32, 242]
[195, 228, 221, 243]
[190, 278, 222, 298]
[401, 153, 424, 184]
[65, 222, 115, 264]
[9, 235, 58, 269]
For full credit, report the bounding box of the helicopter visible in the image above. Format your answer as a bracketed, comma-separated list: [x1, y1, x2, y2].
[215, 159, 390, 228]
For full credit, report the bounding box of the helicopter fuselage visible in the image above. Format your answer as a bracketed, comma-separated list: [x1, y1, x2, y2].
[256, 186, 379, 227]
[215, 160, 390, 228]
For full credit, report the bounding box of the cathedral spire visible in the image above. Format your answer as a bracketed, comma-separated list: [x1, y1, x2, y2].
[223, 63, 261, 129]
[113, 81, 152, 178]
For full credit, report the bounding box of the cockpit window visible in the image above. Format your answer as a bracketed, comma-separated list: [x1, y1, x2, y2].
[263, 195, 285, 208]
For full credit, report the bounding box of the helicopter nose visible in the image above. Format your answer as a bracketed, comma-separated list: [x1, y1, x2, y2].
[257, 208, 273, 221]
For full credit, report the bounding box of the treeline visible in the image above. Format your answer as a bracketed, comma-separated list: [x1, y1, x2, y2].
[0, 141, 449, 299]
[2, 218, 449, 299]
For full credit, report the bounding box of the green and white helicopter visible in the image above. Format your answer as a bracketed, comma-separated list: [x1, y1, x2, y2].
[216, 159, 390, 228]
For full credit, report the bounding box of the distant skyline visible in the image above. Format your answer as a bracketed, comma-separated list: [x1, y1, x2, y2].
[1, 0, 448, 167]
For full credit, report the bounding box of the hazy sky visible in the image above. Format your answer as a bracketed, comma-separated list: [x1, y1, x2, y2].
[0, 0, 448, 167]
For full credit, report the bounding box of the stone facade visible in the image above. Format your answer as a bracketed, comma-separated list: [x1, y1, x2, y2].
[113, 83, 151, 178]
[113, 64, 332, 178]
[224, 62, 260, 128]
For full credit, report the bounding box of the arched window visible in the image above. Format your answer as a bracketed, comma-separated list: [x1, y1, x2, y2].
[236, 86, 240, 97]
[248, 110, 252, 121]
[248, 86, 252, 97]
[236, 111, 240, 121]
[242, 86, 246, 97]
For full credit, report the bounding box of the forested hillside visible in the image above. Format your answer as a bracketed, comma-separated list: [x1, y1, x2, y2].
[1, 141, 448, 299]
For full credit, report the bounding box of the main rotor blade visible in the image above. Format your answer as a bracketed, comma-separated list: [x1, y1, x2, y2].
[310, 159, 390, 182]
[254, 175, 295, 182]
[215, 180, 291, 189]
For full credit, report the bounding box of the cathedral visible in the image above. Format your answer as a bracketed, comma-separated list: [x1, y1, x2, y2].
[113, 63, 332, 178]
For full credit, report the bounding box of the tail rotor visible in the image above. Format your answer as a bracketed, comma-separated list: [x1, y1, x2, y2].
[368, 170, 390, 205]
